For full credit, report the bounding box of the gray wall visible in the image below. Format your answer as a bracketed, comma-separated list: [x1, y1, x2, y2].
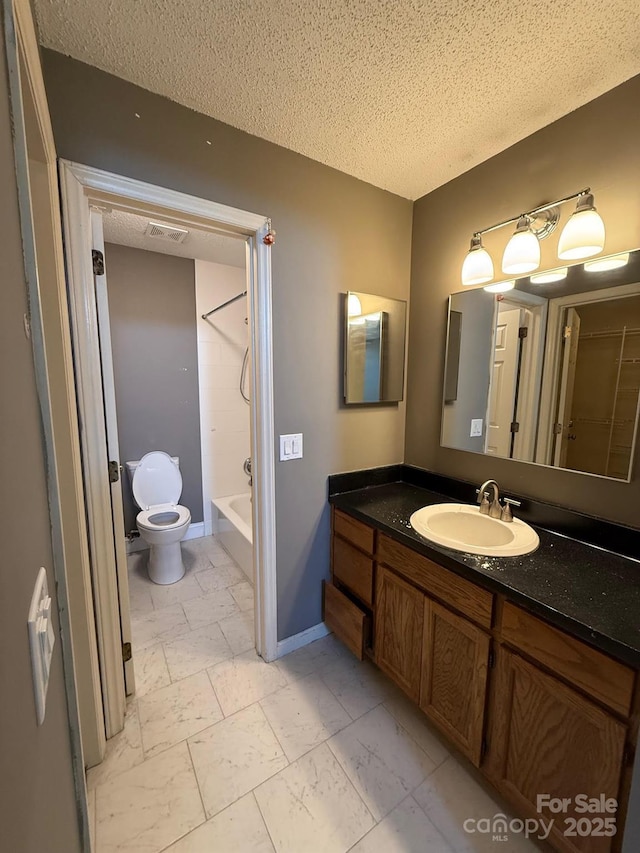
[406, 74, 640, 529]
[42, 50, 413, 640]
[442, 289, 495, 453]
[104, 243, 203, 531]
[0, 28, 81, 853]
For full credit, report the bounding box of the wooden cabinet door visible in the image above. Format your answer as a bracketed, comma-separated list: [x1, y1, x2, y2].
[375, 566, 424, 701]
[420, 599, 490, 766]
[486, 649, 626, 853]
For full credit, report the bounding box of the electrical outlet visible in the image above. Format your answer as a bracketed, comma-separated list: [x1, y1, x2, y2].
[470, 418, 483, 437]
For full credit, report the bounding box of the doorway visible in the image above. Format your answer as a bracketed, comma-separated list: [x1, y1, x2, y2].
[59, 162, 277, 740]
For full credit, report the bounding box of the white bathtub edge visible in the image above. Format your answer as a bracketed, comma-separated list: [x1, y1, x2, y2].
[276, 622, 330, 659]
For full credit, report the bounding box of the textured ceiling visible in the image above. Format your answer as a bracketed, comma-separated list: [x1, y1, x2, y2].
[102, 208, 246, 267]
[36, 0, 640, 199]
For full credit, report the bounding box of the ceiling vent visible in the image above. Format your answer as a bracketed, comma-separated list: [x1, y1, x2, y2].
[145, 221, 189, 243]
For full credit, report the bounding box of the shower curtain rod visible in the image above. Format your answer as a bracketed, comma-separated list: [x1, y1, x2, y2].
[201, 290, 247, 320]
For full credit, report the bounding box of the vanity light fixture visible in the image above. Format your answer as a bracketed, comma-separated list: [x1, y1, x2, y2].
[347, 293, 362, 316]
[461, 234, 494, 285]
[530, 268, 568, 284]
[461, 188, 605, 286]
[502, 216, 541, 275]
[584, 252, 629, 273]
[557, 193, 606, 260]
[483, 280, 515, 293]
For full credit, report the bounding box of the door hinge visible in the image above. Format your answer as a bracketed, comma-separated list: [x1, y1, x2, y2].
[488, 649, 495, 669]
[518, 326, 528, 339]
[108, 460, 120, 483]
[92, 249, 105, 276]
[553, 423, 563, 435]
[563, 325, 572, 339]
[122, 642, 132, 663]
[510, 421, 520, 433]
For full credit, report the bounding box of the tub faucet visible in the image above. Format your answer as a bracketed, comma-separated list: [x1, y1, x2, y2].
[243, 457, 252, 487]
[477, 479, 502, 519]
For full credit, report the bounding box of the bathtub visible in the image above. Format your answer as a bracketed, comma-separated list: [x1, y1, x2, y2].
[211, 493, 253, 582]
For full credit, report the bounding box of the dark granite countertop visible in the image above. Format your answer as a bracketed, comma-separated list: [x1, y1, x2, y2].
[330, 481, 640, 668]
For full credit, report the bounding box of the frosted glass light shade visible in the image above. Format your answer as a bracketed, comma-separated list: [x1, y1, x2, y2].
[502, 217, 540, 275]
[484, 280, 515, 293]
[347, 293, 362, 316]
[461, 235, 494, 285]
[530, 268, 568, 284]
[558, 194, 605, 260]
[584, 252, 629, 272]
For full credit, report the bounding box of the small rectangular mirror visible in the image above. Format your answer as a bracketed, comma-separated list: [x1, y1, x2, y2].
[441, 249, 640, 481]
[344, 291, 407, 404]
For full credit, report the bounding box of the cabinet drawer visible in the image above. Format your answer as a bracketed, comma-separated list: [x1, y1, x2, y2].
[378, 534, 493, 629]
[323, 581, 368, 660]
[333, 509, 374, 555]
[333, 536, 374, 605]
[500, 603, 635, 717]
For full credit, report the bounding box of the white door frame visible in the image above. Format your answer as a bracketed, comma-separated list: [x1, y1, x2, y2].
[536, 281, 640, 471]
[59, 162, 278, 731]
[4, 0, 92, 846]
[91, 209, 135, 697]
[498, 291, 548, 462]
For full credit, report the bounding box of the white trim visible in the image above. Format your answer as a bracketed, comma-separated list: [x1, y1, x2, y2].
[91, 209, 135, 697]
[58, 162, 279, 691]
[184, 521, 206, 541]
[60, 167, 127, 737]
[61, 161, 266, 233]
[4, 0, 92, 848]
[276, 623, 331, 659]
[247, 233, 278, 661]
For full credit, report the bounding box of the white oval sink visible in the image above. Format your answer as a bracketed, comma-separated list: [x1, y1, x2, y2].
[409, 503, 539, 557]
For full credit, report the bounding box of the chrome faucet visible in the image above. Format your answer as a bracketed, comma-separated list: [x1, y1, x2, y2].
[243, 457, 252, 487]
[476, 479, 521, 522]
[477, 479, 502, 518]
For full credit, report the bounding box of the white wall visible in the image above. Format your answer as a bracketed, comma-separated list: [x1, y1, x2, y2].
[195, 259, 251, 534]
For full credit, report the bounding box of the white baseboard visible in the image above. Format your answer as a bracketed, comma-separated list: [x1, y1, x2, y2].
[183, 522, 206, 542]
[125, 521, 206, 554]
[276, 621, 330, 659]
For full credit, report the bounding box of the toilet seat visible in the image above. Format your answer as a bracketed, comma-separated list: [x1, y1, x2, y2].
[137, 503, 190, 531]
[132, 450, 183, 510]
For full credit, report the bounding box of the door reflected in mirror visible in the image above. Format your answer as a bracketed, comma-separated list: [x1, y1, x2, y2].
[442, 249, 640, 481]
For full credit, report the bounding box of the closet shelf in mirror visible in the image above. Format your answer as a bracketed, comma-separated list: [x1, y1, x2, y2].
[574, 416, 636, 426]
[579, 327, 640, 339]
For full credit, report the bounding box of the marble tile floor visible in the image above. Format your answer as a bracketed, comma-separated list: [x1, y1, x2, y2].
[88, 534, 537, 853]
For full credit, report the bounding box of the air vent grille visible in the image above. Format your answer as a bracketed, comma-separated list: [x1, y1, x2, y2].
[145, 221, 189, 243]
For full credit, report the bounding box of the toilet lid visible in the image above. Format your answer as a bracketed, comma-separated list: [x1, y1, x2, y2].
[132, 451, 182, 510]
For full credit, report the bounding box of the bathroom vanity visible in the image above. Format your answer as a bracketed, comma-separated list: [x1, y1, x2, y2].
[324, 467, 640, 853]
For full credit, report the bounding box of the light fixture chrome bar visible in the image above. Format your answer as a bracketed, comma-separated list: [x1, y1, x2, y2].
[201, 290, 247, 320]
[474, 188, 591, 238]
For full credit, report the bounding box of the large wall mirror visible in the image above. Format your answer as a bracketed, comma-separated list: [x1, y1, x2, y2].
[442, 249, 640, 481]
[344, 291, 407, 404]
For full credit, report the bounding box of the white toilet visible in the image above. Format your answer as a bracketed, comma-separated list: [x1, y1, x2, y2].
[127, 451, 191, 585]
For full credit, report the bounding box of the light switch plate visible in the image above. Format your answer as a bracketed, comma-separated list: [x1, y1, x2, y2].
[470, 418, 483, 437]
[28, 567, 55, 725]
[280, 433, 303, 461]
